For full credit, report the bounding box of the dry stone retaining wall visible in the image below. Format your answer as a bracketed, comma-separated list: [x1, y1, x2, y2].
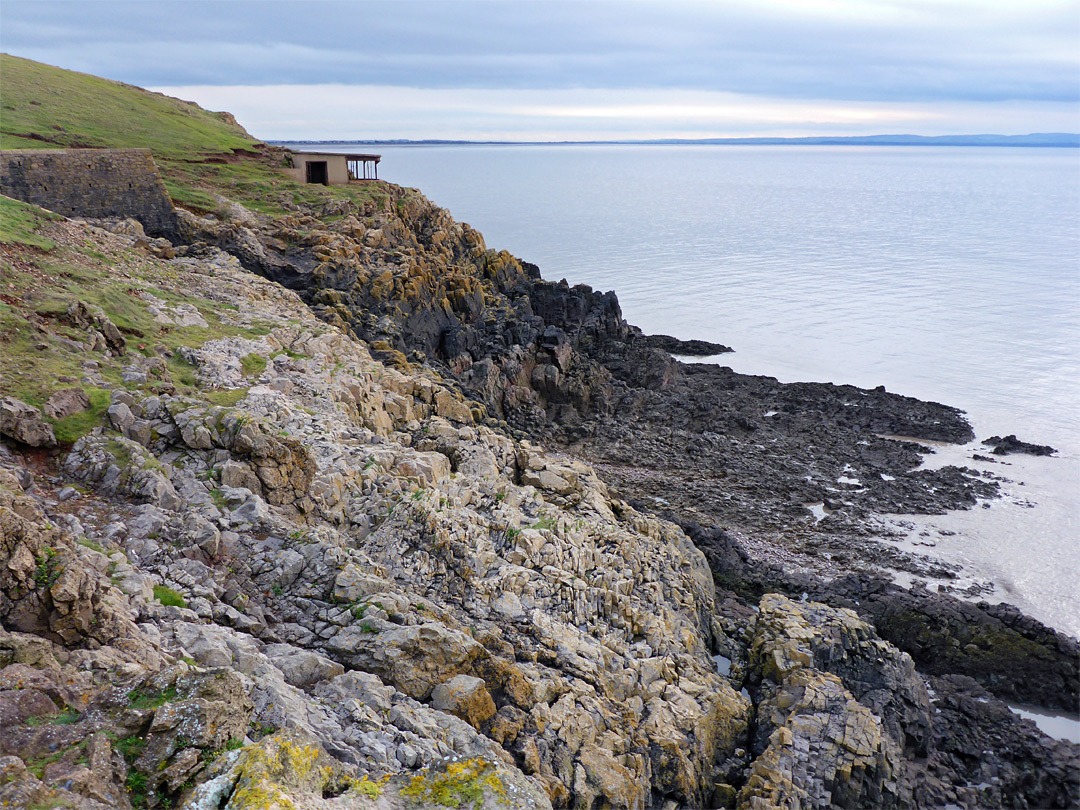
[0, 148, 177, 236]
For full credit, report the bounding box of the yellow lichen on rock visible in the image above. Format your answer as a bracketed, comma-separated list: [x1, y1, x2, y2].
[399, 757, 506, 809]
[225, 731, 338, 810]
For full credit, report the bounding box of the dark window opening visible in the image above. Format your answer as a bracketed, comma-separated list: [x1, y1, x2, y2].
[306, 161, 328, 185]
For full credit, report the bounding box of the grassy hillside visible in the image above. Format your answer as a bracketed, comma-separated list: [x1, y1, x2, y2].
[0, 54, 388, 217]
[0, 53, 259, 156]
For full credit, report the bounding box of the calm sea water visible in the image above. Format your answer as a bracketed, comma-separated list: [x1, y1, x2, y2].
[294, 144, 1080, 637]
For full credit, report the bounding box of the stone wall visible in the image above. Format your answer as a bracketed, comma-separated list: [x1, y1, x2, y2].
[0, 148, 177, 237]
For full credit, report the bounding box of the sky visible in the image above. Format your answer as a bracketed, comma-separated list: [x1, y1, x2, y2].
[2, 0, 1078, 141]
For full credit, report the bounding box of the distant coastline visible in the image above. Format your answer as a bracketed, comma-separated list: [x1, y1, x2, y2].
[273, 133, 1080, 148]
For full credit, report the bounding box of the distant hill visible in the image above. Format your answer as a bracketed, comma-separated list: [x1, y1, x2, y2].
[278, 133, 1080, 148]
[650, 133, 1080, 147]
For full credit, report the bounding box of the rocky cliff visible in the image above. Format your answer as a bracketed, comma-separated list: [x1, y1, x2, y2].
[1, 188, 1076, 810]
[0, 57, 1077, 809]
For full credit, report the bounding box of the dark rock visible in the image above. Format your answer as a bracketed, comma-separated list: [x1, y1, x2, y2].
[692, 523, 1080, 713]
[909, 675, 1080, 809]
[642, 333, 733, 355]
[982, 434, 1057, 456]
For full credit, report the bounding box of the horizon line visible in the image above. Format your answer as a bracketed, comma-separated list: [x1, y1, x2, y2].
[269, 132, 1080, 148]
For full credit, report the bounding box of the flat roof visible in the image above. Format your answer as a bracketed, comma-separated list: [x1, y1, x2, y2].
[292, 151, 380, 161]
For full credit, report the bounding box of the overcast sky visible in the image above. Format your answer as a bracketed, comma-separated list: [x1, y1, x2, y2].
[3, 0, 1078, 140]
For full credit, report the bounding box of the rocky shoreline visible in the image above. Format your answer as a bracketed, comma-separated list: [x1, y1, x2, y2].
[1, 157, 1078, 809]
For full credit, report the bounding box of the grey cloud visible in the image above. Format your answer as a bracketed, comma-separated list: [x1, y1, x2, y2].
[2, 0, 1077, 103]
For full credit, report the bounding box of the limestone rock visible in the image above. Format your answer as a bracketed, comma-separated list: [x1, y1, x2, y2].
[67, 300, 126, 355]
[738, 668, 905, 810]
[263, 643, 345, 689]
[751, 593, 931, 756]
[326, 622, 486, 702]
[430, 674, 496, 728]
[43, 388, 90, 421]
[0, 397, 56, 447]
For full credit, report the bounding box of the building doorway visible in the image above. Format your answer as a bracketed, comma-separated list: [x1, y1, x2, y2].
[306, 161, 328, 185]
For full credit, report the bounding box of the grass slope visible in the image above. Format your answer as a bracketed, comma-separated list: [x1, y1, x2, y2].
[0, 54, 391, 217]
[0, 53, 259, 156]
[0, 194, 62, 249]
[0, 195, 278, 444]
[0, 56, 399, 446]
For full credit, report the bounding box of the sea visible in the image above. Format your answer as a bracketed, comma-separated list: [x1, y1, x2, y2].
[287, 143, 1079, 643]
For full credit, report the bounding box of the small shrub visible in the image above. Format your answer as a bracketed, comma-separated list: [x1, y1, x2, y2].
[353, 776, 384, 798]
[116, 734, 147, 762]
[52, 707, 81, 725]
[126, 770, 148, 804]
[34, 548, 60, 588]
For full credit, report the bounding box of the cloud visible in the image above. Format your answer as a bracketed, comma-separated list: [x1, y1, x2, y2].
[4, 0, 1078, 101]
[3, 0, 1077, 136]
[148, 83, 1080, 140]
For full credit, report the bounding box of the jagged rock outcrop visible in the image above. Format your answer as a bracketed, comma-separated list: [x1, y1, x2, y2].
[737, 594, 1079, 810]
[174, 180, 1003, 582]
[690, 523, 1080, 712]
[740, 595, 920, 809]
[3, 172, 1076, 810]
[3, 217, 755, 809]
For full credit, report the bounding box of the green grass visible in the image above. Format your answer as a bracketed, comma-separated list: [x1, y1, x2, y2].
[204, 388, 249, 407]
[0, 234, 278, 416]
[77, 536, 106, 553]
[152, 584, 187, 608]
[240, 352, 266, 377]
[0, 195, 60, 249]
[0, 54, 259, 157]
[50, 387, 111, 444]
[126, 685, 179, 711]
[27, 707, 81, 726]
[159, 152, 391, 217]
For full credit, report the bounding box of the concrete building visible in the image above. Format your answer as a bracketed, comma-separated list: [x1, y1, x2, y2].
[283, 151, 380, 185]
